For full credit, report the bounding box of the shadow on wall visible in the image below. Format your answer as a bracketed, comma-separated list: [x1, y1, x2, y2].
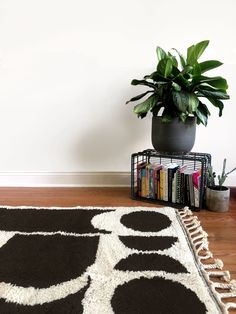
[74, 106, 150, 171]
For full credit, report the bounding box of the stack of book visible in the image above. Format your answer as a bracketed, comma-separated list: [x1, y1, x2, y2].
[136, 162, 201, 208]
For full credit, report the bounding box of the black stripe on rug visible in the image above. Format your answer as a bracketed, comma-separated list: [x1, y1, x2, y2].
[0, 208, 112, 233]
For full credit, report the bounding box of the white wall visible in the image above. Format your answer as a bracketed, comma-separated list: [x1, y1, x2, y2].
[0, 0, 236, 185]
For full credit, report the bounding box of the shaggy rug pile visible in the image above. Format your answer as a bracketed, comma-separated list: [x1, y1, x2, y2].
[0, 205, 235, 314]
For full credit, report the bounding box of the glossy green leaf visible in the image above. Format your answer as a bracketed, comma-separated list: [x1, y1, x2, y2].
[126, 90, 153, 104]
[187, 40, 209, 65]
[196, 86, 229, 100]
[192, 63, 201, 76]
[172, 65, 192, 88]
[144, 71, 168, 83]
[172, 91, 187, 112]
[188, 93, 199, 113]
[187, 44, 196, 65]
[173, 91, 199, 113]
[172, 82, 181, 91]
[195, 107, 208, 126]
[131, 79, 156, 89]
[194, 40, 209, 60]
[168, 52, 178, 67]
[198, 101, 211, 116]
[157, 58, 173, 78]
[203, 77, 228, 90]
[207, 97, 224, 116]
[133, 95, 157, 116]
[171, 48, 186, 68]
[156, 46, 167, 61]
[164, 59, 173, 77]
[199, 60, 223, 73]
[181, 65, 193, 75]
[193, 76, 228, 90]
[173, 73, 190, 89]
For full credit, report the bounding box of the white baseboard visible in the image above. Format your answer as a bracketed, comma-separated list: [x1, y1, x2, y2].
[0, 172, 131, 187]
[0, 171, 234, 188]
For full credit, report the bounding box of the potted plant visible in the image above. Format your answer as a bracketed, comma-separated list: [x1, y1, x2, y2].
[126, 40, 230, 154]
[206, 159, 236, 212]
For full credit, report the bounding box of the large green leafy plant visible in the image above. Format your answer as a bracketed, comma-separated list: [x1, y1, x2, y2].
[126, 40, 229, 125]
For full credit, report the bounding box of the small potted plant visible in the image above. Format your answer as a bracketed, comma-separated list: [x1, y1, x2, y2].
[206, 159, 236, 212]
[126, 40, 230, 154]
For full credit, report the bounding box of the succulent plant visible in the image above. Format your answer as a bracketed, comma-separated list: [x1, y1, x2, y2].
[207, 159, 236, 189]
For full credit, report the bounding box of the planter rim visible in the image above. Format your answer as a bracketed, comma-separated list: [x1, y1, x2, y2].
[152, 116, 196, 122]
[207, 186, 229, 192]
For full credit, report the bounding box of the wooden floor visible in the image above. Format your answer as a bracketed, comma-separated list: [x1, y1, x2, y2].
[0, 187, 236, 312]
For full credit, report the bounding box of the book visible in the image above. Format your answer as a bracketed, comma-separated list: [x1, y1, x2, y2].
[155, 165, 162, 200]
[172, 171, 177, 203]
[148, 164, 156, 199]
[145, 164, 150, 198]
[141, 166, 147, 197]
[182, 169, 195, 206]
[159, 168, 164, 200]
[162, 166, 168, 201]
[185, 172, 191, 206]
[166, 163, 179, 202]
[137, 162, 147, 196]
[176, 165, 187, 204]
[193, 170, 201, 208]
[189, 172, 194, 207]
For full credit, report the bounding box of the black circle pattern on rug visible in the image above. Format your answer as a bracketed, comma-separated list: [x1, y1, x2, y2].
[120, 211, 171, 232]
[119, 236, 178, 251]
[111, 277, 207, 314]
[114, 253, 188, 273]
[0, 234, 99, 288]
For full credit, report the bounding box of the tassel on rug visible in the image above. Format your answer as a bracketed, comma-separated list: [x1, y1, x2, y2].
[179, 206, 236, 313]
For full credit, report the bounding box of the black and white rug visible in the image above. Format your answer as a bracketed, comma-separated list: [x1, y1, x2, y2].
[0, 205, 235, 313]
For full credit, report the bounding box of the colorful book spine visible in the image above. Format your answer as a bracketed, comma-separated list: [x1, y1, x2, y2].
[137, 162, 146, 197]
[145, 164, 150, 198]
[136, 160, 202, 208]
[193, 170, 201, 208]
[141, 167, 146, 197]
[159, 168, 164, 200]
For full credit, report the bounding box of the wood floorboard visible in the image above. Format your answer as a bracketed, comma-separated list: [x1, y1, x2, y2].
[0, 187, 235, 312]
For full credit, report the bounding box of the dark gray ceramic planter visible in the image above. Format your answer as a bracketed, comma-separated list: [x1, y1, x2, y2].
[151, 116, 196, 154]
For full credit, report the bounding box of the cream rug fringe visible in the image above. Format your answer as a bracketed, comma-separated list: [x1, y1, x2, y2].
[179, 206, 236, 314]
